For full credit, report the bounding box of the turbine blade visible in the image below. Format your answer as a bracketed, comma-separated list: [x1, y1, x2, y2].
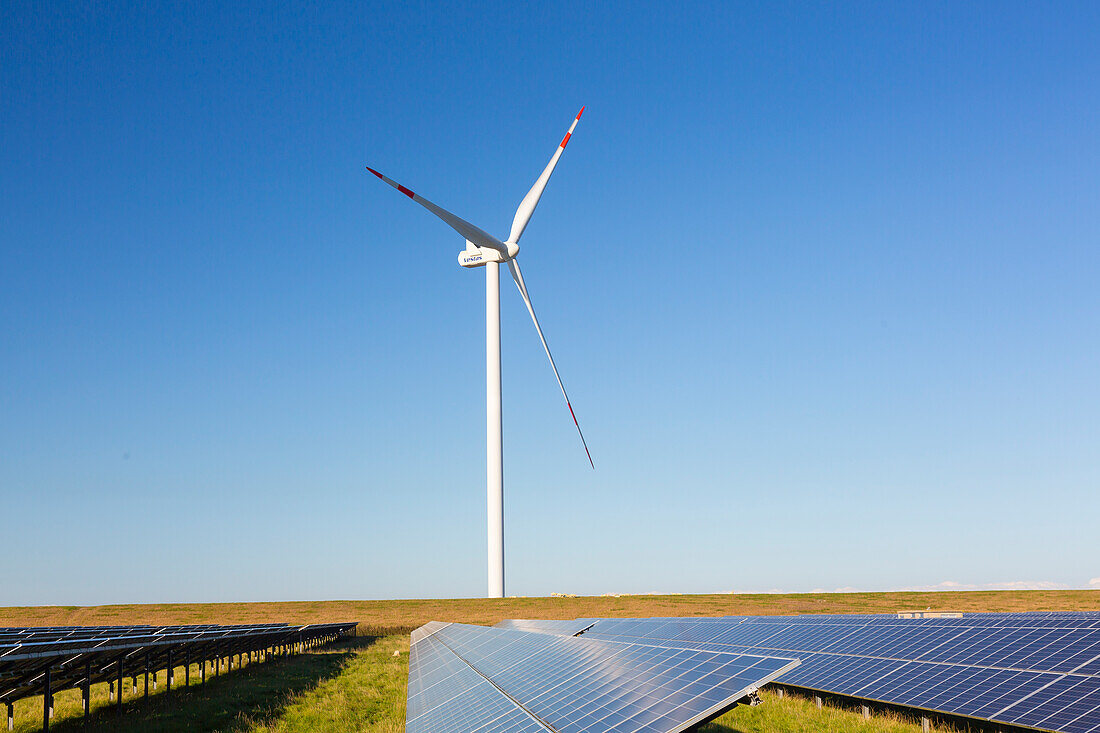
[507, 257, 594, 468]
[507, 107, 584, 245]
[366, 166, 505, 253]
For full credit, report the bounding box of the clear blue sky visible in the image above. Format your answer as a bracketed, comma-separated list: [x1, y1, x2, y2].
[3, 1, 1098, 605]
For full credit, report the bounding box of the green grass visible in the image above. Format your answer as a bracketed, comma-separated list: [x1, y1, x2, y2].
[703, 690, 959, 732]
[250, 635, 407, 733]
[18, 636, 407, 732]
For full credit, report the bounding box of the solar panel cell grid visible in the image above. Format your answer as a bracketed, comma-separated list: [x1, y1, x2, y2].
[1005, 676, 1094, 729]
[1032, 681, 1100, 732]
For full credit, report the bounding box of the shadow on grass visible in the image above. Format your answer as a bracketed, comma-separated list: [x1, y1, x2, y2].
[696, 716, 745, 732]
[50, 637, 384, 732]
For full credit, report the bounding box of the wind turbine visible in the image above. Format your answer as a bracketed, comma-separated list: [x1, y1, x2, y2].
[366, 107, 592, 599]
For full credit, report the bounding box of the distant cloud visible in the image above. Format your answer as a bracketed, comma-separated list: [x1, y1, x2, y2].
[1089, 578, 1100, 588]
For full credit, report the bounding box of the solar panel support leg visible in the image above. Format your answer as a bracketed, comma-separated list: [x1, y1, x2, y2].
[116, 656, 123, 717]
[5, 702, 11, 731]
[776, 687, 783, 699]
[200, 659, 205, 684]
[185, 650, 190, 686]
[83, 661, 91, 719]
[144, 654, 149, 700]
[131, 676, 136, 695]
[42, 665, 50, 732]
[921, 717, 930, 732]
[814, 695, 822, 709]
[862, 705, 870, 720]
[166, 649, 172, 694]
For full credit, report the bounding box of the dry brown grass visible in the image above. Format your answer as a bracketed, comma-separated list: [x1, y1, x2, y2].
[2, 589, 1097, 634]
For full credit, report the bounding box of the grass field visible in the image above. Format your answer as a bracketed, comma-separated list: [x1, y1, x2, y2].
[4, 589, 1097, 633]
[3, 590, 1097, 731]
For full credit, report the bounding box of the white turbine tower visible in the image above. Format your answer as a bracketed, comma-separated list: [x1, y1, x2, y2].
[366, 107, 592, 598]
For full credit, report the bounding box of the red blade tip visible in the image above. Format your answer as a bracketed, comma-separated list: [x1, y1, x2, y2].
[576, 106, 585, 119]
[567, 401, 594, 469]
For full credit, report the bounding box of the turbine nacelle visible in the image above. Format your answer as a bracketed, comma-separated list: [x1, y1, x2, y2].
[458, 240, 520, 268]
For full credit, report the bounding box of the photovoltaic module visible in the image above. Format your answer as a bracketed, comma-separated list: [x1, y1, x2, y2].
[405, 621, 799, 732]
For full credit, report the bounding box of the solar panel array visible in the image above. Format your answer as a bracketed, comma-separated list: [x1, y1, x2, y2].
[499, 613, 1100, 733]
[406, 621, 799, 732]
[0, 621, 357, 728]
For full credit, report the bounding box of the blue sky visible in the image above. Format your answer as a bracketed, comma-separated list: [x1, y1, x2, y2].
[3, 1, 1098, 605]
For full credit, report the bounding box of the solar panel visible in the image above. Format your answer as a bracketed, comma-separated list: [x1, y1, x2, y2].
[495, 618, 599, 637]
[0, 621, 357, 729]
[503, 613, 1100, 733]
[406, 622, 799, 732]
